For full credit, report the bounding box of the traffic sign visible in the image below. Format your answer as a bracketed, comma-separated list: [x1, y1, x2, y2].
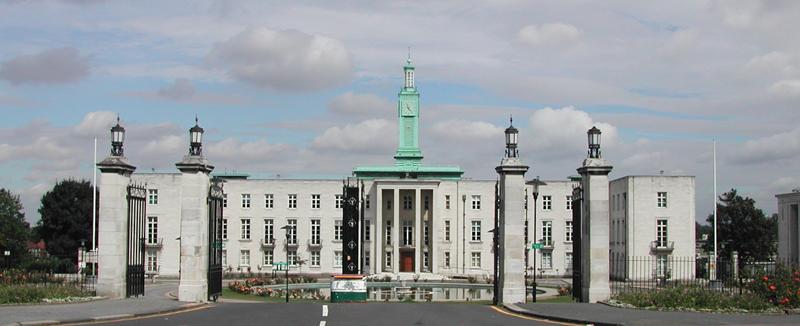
[531, 243, 543, 250]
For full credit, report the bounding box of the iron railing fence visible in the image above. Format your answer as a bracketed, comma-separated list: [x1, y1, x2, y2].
[610, 256, 745, 295]
[0, 268, 96, 292]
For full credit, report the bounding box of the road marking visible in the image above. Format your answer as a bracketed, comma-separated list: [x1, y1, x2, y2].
[319, 321, 327, 326]
[322, 304, 328, 317]
[489, 306, 580, 326]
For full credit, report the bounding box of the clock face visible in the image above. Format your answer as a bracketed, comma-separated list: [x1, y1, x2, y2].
[402, 103, 415, 116]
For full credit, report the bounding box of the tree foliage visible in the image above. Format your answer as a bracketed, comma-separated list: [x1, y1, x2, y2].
[0, 188, 30, 266]
[35, 180, 96, 259]
[703, 189, 776, 264]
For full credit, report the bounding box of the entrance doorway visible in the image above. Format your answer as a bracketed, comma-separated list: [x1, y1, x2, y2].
[400, 251, 414, 272]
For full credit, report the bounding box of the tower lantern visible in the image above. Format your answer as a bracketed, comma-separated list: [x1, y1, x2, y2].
[189, 116, 204, 156]
[110, 116, 125, 157]
[587, 126, 601, 158]
[504, 117, 519, 158]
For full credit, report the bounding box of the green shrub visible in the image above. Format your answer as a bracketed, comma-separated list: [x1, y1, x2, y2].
[0, 285, 90, 304]
[614, 285, 772, 311]
[748, 264, 800, 308]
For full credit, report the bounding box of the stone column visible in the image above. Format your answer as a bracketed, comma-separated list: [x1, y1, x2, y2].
[176, 155, 214, 303]
[375, 187, 383, 273]
[577, 159, 612, 303]
[431, 188, 437, 274]
[415, 188, 422, 274]
[96, 156, 136, 299]
[496, 158, 529, 305]
[393, 189, 400, 273]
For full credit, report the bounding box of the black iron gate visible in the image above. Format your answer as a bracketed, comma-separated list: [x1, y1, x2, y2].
[208, 180, 224, 301]
[126, 184, 147, 298]
[571, 186, 583, 301]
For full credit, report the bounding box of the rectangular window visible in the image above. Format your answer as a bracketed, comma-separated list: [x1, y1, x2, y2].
[656, 255, 668, 277]
[402, 220, 413, 246]
[385, 251, 392, 268]
[263, 250, 273, 265]
[311, 219, 321, 245]
[542, 252, 552, 269]
[365, 251, 370, 267]
[334, 220, 343, 241]
[364, 220, 371, 241]
[288, 250, 297, 266]
[241, 194, 251, 209]
[148, 189, 158, 205]
[445, 220, 451, 242]
[424, 195, 429, 210]
[445, 195, 451, 209]
[223, 194, 228, 208]
[565, 220, 573, 242]
[265, 194, 273, 209]
[241, 218, 251, 240]
[287, 219, 297, 245]
[222, 250, 227, 266]
[222, 219, 228, 240]
[566, 196, 572, 210]
[147, 216, 158, 244]
[264, 219, 273, 244]
[365, 195, 370, 209]
[312, 194, 320, 209]
[334, 251, 342, 267]
[471, 220, 481, 241]
[444, 251, 451, 268]
[311, 251, 320, 267]
[424, 224, 429, 245]
[240, 250, 250, 266]
[471, 252, 481, 268]
[657, 192, 667, 208]
[385, 221, 392, 245]
[146, 251, 158, 272]
[423, 252, 429, 270]
[542, 195, 552, 210]
[403, 195, 412, 210]
[335, 194, 343, 209]
[657, 219, 668, 247]
[542, 221, 552, 246]
[471, 195, 481, 210]
[565, 252, 573, 270]
[288, 194, 297, 209]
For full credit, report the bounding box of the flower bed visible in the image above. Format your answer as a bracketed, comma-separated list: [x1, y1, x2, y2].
[611, 285, 774, 312]
[227, 277, 328, 301]
[0, 284, 92, 304]
[749, 265, 800, 308]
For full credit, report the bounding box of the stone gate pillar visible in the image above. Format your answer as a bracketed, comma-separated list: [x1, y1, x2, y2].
[495, 119, 528, 304]
[577, 126, 612, 303]
[176, 120, 214, 303]
[96, 119, 136, 299]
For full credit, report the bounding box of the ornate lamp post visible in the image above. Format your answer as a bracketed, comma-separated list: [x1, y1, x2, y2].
[189, 117, 204, 156]
[110, 117, 125, 157]
[526, 176, 546, 302]
[587, 126, 601, 159]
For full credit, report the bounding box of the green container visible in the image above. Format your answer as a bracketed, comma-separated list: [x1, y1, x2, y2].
[330, 291, 368, 303]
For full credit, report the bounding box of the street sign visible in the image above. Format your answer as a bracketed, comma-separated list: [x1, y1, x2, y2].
[273, 262, 288, 271]
[531, 243, 543, 250]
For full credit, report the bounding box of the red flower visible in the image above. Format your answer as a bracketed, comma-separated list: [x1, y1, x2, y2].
[769, 284, 777, 291]
[780, 297, 790, 305]
[762, 276, 770, 282]
[794, 278, 800, 283]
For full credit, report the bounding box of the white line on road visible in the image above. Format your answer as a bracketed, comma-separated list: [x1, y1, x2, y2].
[322, 305, 328, 317]
[319, 321, 327, 326]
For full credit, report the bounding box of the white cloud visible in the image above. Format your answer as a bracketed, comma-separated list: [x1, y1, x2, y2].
[74, 111, 117, 136]
[311, 119, 395, 154]
[526, 107, 618, 159]
[431, 119, 503, 141]
[0, 47, 90, 85]
[328, 92, 393, 117]
[733, 127, 800, 164]
[141, 134, 183, 157]
[517, 23, 582, 47]
[659, 29, 697, 59]
[208, 27, 352, 91]
[157, 78, 195, 100]
[744, 51, 797, 76]
[769, 79, 800, 98]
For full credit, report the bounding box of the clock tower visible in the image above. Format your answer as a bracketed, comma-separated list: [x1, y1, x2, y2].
[394, 55, 424, 168]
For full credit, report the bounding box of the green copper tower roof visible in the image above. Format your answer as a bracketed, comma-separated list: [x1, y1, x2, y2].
[353, 55, 464, 180]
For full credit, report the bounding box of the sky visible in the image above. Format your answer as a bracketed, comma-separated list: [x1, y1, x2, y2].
[1, 0, 799, 225]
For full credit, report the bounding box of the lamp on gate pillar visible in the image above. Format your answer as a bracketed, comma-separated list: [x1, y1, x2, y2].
[587, 126, 601, 159]
[110, 117, 125, 157]
[189, 116, 204, 156]
[504, 117, 519, 158]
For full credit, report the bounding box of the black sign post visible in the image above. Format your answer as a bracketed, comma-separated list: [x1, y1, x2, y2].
[342, 185, 360, 274]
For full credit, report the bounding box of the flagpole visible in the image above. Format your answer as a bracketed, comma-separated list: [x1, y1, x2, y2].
[92, 137, 97, 276]
[712, 140, 718, 281]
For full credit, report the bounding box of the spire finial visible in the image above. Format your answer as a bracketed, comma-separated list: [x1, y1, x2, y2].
[510, 115, 513, 126]
[195, 114, 198, 126]
[407, 46, 412, 64]
[116, 115, 120, 125]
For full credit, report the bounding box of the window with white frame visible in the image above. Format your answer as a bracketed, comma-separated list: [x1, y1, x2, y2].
[423, 252, 429, 270]
[310, 251, 320, 267]
[312, 194, 320, 209]
[240, 250, 250, 266]
[146, 250, 158, 272]
[311, 219, 321, 245]
[542, 221, 552, 246]
[657, 192, 667, 208]
[287, 219, 297, 244]
[335, 194, 343, 209]
[424, 195, 429, 210]
[471, 252, 481, 268]
[566, 195, 572, 210]
[424, 224, 429, 245]
[542, 195, 552, 210]
[148, 189, 158, 205]
[445, 195, 451, 209]
[565, 220, 573, 242]
[565, 252, 573, 270]
[223, 194, 227, 208]
[288, 250, 297, 266]
[147, 216, 158, 244]
[334, 220, 343, 241]
[265, 194, 273, 208]
[222, 250, 227, 266]
[364, 220, 371, 241]
[541, 252, 552, 269]
[656, 254, 668, 277]
[444, 251, 451, 268]
[471, 195, 481, 210]
[656, 219, 668, 247]
[288, 194, 297, 209]
[471, 220, 481, 241]
[240, 218, 251, 240]
[386, 221, 392, 245]
[264, 219, 273, 244]
[334, 251, 342, 267]
[365, 251, 370, 267]
[241, 194, 251, 209]
[222, 218, 228, 240]
[402, 220, 413, 246]
[385, 251, 392, 268]
[403, 195, 412, 210]
[386, 198, 392, 210]
[263, 250, 273, 265]
[365, 195, 370, 209]
[445, 220, 451, 241]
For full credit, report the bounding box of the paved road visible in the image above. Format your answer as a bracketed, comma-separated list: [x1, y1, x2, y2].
[89, 302, 569, 326]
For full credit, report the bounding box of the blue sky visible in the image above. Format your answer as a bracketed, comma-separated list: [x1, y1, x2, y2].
[1, 0, 799, 224]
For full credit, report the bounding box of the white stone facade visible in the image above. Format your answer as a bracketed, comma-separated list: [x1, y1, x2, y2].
[776, 191, 800, 265]
[132, 173, 694, 279]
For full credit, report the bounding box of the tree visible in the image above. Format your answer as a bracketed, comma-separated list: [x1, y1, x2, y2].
[0, 188, 30, 267]
[35, 179, 97, 260]
[702, 189, 776, 264]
